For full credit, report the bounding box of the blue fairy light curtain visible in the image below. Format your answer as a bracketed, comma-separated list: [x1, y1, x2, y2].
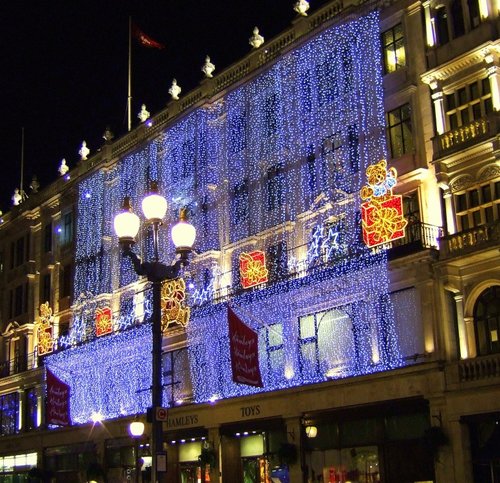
[45, 11, 417, 423]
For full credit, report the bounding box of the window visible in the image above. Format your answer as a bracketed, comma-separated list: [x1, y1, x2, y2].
[233, 179, 249, 224]
[10, 283, 28, 318]
[41, 273, 51, 305]
[321, 132, 342, 189]
[435, 6, 450, 45]
[265, 93, 279, 136]
[445, 78, 492, 129]
[0, 392, 19, 436]
[60, 212, 73, 246]
[267, 241, 287, 282]
[451, 0, 465, 36]
[15, 237, 25, 267]
[259, 323, 284, 378]
[454, 181, 499, 231]
[299, 307, 354, 382]
[306, 145, 318, 199]
[230, 109, 247, 153]
[44, 222, 53, 252]
[386, 104, 413, 158]
[60, 263, 72, 299]
[474, 286, 500, 356]
[316, 54, 337, 106]
[267, 163, 285, 211]
[468, 0, 481, 28]
[382, 24, 406, 74]
[24, 387, 38, 431]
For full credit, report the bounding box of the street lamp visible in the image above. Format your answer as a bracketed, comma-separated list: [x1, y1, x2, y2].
[129, 420, 145, 483]
[114, 182, 196, 483]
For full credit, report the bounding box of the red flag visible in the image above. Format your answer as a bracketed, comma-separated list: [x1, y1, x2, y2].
[228, 307, 263, 387]
[46, 369, 70, 426]
[132, 23, 165, 49]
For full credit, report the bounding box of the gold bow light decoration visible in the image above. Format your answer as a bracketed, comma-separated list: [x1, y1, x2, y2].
[35, 302, 54, 356]
[95, 307, 113, 337]
[161, 278, 190, 331]
[239, 250, 269, 289]
[360, 159, 407, 248]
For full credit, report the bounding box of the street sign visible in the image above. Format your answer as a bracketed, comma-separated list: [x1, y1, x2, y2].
[155, 407, 169, 421]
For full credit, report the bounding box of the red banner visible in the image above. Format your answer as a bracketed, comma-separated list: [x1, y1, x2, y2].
[228, 307, 263, 387]
[132, 23, 165, 49]
[46, 369, 70, 426]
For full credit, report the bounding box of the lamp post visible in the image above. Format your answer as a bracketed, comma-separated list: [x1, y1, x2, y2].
[114, 182, 196, 483]
[129, 420, 145, 483]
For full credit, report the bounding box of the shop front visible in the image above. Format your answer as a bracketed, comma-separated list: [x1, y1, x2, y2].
[0, 452, 37, 483]
[302, 399, 435, 483]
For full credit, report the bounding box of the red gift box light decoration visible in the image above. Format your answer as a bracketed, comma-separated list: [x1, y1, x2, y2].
[360, 159, 407, 248]
[95, 307, 113, 337]
[239, 250, 269, 289]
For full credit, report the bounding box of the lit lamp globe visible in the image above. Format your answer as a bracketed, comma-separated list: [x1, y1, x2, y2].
[171, 208, 196, 257]
[305, 426, 317, 438]
[129, 420, 145, 438]
[114, 197, 140, 245]
[142, 182, 167, 223]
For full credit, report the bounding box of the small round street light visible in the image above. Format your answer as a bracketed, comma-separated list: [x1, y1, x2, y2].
[129, 420, 145, 438]
[114, 183, 196, 483]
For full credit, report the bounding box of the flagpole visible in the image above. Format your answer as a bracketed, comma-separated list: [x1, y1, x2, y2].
[128, 16, 132, 132]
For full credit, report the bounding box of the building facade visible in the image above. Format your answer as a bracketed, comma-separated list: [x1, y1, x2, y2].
[0, 0, 498, 482]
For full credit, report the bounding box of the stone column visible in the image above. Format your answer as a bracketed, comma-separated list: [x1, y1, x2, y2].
[284, 417, 303, 483]
[454, 294, 469, 359]
[443, 189, 457, 235]
[431, 85, 446, 135]
[486, 64, 500, 111]
[422, 1, 436, 46]
[207, 425, 221, 483]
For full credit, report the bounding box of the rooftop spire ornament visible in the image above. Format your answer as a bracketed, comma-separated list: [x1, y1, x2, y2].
[249, 27, 264, 49]
[29, 175, 40, 193]
[102, 126, 114, 142]
[78, 141, 90, 161]
[168, 79, 181, 100]
[137, 104, 150, 123]
[202, 55, 216, 78]
[294, 0, 310, 16]
[12, 188, 22, 206]
[58, 158, 69, 176]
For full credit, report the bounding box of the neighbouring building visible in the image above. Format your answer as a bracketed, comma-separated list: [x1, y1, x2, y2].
[0, 0, 498, 482]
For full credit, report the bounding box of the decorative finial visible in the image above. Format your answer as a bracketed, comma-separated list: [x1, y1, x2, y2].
[29, 175, 40, 193]
[168, 79, 181, 100]
[79, 141, 90, 161]
[202, 56, 216, 78]
[102, 126, 114, 142]
[249, 27, 264, 49]
[294, 0, 310, 16]
[58, 158, 69, 176]
[12, 188, 22, 206]
[138, 104, 150, 123]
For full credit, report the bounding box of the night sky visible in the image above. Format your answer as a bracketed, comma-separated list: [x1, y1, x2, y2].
[0, 0, 330, 213]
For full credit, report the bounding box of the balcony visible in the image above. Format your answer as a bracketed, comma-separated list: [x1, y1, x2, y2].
[457, 353, 500, 383]
[432, 113, 499, 160]
[0, 352, 37, 379]
[389, 221, 443, 259]
[439, 220, 500, 260]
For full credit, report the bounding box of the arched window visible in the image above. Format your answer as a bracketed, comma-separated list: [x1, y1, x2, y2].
[474, 286, 500, 356]
[435, 6, 450, 45]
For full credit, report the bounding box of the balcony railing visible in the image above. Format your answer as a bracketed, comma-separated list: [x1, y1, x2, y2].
[458, 353, 500, 382]
[0, 352, 38, 379]
[433, 113, 499, 159]
[440, 220, 500, 259]
[390, 221, 443, 255]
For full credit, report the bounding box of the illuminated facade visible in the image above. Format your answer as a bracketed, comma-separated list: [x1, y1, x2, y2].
[0, 0, 499, 482]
